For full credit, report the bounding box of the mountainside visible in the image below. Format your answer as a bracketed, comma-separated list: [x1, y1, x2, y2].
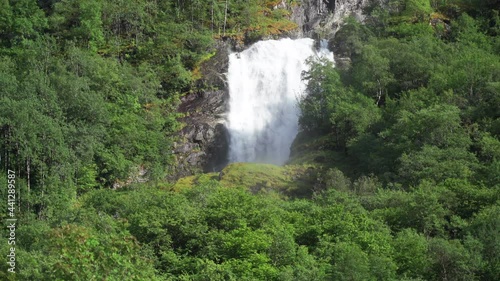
[0, 1, 499, 280]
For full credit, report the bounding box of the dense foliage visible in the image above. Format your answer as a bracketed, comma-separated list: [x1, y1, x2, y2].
[0, 0, 498, 280]
[295, 0, 500, 279]
[0, 0, 296, 217]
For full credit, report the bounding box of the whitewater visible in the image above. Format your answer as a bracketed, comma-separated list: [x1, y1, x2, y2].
[227, 38, 333, 165]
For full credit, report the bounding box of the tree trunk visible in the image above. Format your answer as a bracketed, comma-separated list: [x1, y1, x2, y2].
[376, 79, 383, 106]
[26, 157, 30, 213]
[223, 0, 228, 36]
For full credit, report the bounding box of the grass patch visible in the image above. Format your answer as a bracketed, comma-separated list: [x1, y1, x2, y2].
[172, 162, 322, 198]
[219, 162, 319, 198]
[172, 172, 219, 192]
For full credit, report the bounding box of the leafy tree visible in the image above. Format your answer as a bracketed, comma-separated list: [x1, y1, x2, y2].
[0, 0, 47, 46]
[428, 237, 483, 281]
[393, 229, 431, 279]
[377, 38, 434, 92]
[468, 204, 500, 280]
[398, 145, 477, 185]
[329, 242, 372, 281]
[404, 0, 433, 18]
[352, 44, 395, 104]
[300, 59, 380, 150]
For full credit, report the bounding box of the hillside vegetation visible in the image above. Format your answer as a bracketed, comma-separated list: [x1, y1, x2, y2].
[0, 0, 499, 280]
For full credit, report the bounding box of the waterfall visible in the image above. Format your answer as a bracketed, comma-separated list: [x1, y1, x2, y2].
[227, 38, 333, 165]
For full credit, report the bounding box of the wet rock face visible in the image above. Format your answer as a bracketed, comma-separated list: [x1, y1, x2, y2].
[290, 0, 383, 38]
[172, 42, 231, 180]
[173, 90, 229, 179]
[290, 0, 384, 67]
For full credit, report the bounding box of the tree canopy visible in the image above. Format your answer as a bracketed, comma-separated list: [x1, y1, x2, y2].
[0, 0, 498, 280]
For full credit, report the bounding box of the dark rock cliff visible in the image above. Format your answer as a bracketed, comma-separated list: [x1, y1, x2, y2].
[175, 90, 229, 174]
[290, 0, 378, 37]
[171, 42, 230, 179]
[289, 0, 383, 67]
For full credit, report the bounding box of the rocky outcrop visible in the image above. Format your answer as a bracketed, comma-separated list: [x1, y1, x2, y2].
[173, 90, 229, 178]
[171, 42, 230, 179]
[288, 0, 332, 38]
[177, 90, 229, 170]
[290, 0, 375, 37]
[289, 0, 384, 65]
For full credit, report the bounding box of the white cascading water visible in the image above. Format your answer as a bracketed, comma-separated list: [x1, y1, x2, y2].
[227, 38, 333, 165]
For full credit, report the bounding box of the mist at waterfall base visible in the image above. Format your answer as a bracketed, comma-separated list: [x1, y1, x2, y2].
[227, 38, 333, 165]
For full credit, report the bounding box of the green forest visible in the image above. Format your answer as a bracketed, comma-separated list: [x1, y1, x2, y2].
[0, 0, 499, 280]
